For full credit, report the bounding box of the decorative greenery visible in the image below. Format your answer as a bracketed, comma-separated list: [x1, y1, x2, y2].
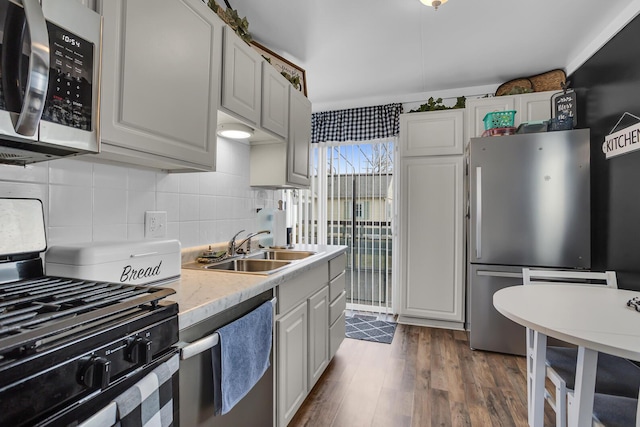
[281, 71, 301, 91]
[409, 96, 466, 113]
[208, 1, 252, 44]
[261, 54, 302, 92]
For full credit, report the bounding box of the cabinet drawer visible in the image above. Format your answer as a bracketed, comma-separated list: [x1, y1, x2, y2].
[329, 271, 345, 302]
[277, 264, 327, 315]
[329, 290, 346, 325]
[329, 311, 345, 359]
[329, 253, 346, 281]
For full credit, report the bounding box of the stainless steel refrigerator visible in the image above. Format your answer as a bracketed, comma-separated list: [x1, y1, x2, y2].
[468, 129, 591, 355]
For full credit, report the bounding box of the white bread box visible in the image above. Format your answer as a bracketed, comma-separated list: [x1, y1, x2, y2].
[45, 239, 181, 286]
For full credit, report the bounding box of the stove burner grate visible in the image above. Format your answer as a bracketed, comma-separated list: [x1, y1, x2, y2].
[0, 276, 175, 356]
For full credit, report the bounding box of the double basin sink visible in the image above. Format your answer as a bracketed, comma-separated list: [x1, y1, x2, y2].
[185, 249, 317, 275]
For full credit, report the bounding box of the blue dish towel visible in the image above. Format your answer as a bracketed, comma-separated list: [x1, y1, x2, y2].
[212, 300, 273, 415]
[113, 353, 179, 427]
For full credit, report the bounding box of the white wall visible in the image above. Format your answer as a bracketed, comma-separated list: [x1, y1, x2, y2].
[0, 137, 279, 248]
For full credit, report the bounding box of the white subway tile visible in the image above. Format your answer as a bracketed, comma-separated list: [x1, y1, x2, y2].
[93, 163, 128, 189]
[127, 223, 145, 240]
[179, 222, 200, 247]
[179, 173, 200, 195]
[166, 222, 180, 240]
[93, 224, 128, 241]
[49, 185, 92, 227]
[0, 162, 48, 183]
[49, 158, 93, 186]
[199, 221, 216, 244]
[199, 195, 216, 220]
[128, 168, 157, 192]
[127, 191, 156, 224]
[156, 171, 180, 193]
[0, 182, 47, 202]
[179, 194, 199, 221]
[198, 172, 217, 195]
[94, 188, 127, 225]
[47, 226, 92, 246]
[157, 192, 180, 222]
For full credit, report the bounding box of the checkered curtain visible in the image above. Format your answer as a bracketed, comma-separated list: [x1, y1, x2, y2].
[311, 103, 403, 143]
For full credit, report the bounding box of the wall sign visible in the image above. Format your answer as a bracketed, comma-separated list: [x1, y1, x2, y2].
[602, 120, 640, 159]
[553, 90, 577, 124]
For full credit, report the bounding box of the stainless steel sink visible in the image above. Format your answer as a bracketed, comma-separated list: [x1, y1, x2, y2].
[246, 250, 317, 261]
[202, 258, 291, 274]
[182, 249, 319, 275]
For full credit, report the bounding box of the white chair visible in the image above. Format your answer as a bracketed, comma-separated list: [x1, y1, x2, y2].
[523, 268, 640, 427]
[590, 389, 639, 427]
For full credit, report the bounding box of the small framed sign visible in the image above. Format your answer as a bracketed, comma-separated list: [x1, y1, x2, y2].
[251, 41, 307, 96]
[552, 90, 577, 124]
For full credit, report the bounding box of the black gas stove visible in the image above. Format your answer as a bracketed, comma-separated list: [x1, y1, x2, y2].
[0, 199, 180, 426]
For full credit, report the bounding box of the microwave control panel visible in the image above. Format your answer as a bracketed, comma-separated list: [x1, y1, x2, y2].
[42, 22, 94, 131]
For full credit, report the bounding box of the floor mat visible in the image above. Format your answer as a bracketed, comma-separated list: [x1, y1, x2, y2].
[345, 314, 397, 344]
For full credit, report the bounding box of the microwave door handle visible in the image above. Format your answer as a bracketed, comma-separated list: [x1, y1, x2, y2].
[13, 0, 49, 136]
[475, 166, 482, 259]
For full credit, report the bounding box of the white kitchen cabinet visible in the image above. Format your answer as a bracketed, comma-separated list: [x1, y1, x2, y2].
[400, 110, 464, 157]
[307, 286, 329, 390]
[261, 62, 290, 139]
[328, 254, 346, 358]
[466, 91, 557, 139]
[275, 253, 346, 426]
[276, 300, 308, 427]
[97, 0, 220, 171]
[287, 87, 312, 187]
[249, 85, 311, 188]
[220, 26, 262, 127]
[398, 113, 465, 329]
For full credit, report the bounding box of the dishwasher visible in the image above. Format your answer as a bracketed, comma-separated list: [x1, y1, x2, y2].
[178, 289, 275, 427]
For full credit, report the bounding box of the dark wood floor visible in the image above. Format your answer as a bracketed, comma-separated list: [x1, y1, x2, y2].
[290, 324, 557, 427]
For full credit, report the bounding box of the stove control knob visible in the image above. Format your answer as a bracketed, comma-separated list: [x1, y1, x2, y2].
[126, 337, 152, 365]
[78, 356, 111, 389]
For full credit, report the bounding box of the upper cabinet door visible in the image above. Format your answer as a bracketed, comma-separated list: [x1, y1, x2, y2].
[400, 110, 464, 157]
[287, 87, 311, 187]
[519, 91, 555, 123]
[220, 26, 261, 126]
[99, 0, 220, 171]
[261, 62, 289, 139]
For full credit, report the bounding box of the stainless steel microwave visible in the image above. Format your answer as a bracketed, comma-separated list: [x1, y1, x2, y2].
[0, 0, 101, 166]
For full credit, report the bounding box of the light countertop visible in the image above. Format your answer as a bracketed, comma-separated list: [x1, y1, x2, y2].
[160, 244, 348, 330]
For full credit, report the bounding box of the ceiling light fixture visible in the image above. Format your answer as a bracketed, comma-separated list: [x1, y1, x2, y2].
[216, 123, 254, 139]
[420, 0, 448, 10]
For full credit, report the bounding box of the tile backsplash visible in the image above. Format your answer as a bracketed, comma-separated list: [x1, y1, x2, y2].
[0, 138, 279, 248]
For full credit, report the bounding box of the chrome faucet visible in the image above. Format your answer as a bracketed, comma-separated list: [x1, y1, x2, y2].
[229, 229, 271, 255]
[227, 229, 246, 256]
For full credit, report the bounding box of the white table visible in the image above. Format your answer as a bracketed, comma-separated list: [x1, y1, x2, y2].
[493, 284, 640, 427]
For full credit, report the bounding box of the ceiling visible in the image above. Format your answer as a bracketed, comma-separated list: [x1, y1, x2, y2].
[229, 0, 640, 112]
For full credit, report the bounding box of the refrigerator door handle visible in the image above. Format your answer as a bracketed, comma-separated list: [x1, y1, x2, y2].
[477, 270, 523, 278]
[475, 166, 482, 259]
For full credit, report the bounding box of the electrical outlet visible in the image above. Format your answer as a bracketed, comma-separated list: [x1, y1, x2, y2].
[145, 211, 167, 238]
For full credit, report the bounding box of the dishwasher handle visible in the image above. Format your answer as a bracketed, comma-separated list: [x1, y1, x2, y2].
[177, 297, 276, 361]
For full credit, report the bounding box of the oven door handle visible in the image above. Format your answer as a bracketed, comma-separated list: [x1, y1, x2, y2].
[2, 0, 50, 136]
[177, 297, 276, 361]
[77, 402, 117, 427]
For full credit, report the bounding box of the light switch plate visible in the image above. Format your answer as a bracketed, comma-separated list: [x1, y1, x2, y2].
[144, 211, 167, 238]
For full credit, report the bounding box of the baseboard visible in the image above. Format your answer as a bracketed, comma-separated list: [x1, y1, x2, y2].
[397, 315, 465, 331]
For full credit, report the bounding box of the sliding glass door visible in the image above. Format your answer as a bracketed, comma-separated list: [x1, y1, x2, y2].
[289, 139, 396, 314]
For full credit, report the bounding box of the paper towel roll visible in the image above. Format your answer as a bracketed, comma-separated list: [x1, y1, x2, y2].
[273, 210, 287, 247]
